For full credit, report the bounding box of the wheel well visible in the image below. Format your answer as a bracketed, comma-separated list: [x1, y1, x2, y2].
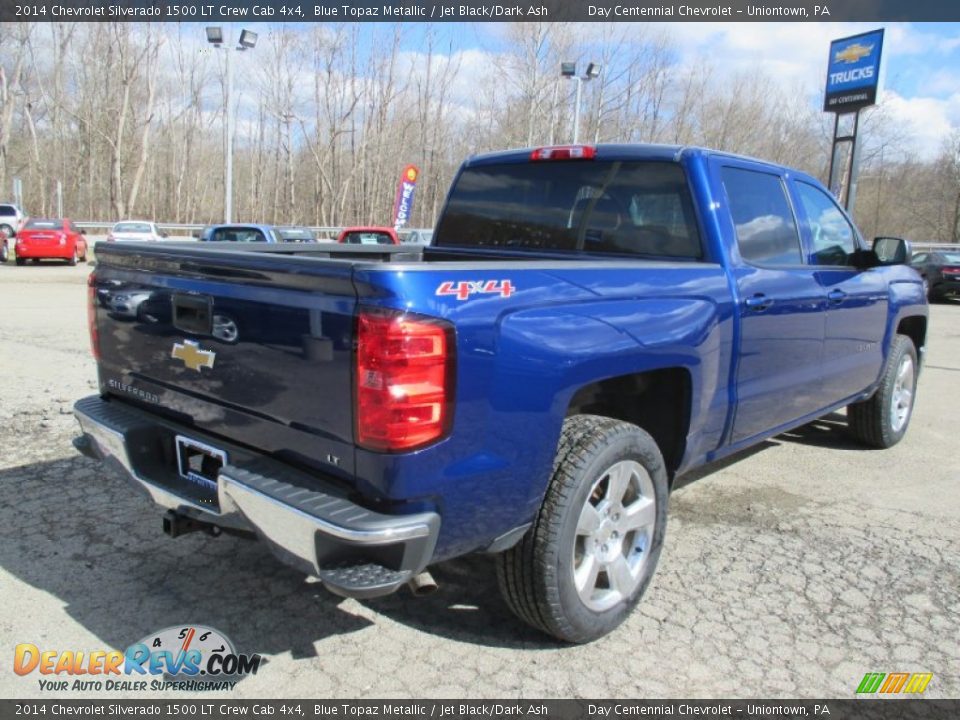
[897, 316, 926, 355]
[566, 368, 691, 479]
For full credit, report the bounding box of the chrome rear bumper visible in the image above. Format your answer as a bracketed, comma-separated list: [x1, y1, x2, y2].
[74, 395, 439, 598]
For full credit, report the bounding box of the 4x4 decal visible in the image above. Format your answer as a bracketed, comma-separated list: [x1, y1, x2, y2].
[436, 280, 515, 301]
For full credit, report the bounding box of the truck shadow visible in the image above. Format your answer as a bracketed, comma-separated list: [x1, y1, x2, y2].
[0, 453, 372, 679]
[671, 412, 866, 492]
[0, 451, 554, 663]
[359, 555, 555, 649]
[776, 412, 873, 451]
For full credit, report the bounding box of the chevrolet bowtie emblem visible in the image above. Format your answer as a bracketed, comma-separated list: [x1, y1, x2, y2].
[171, 340, 216, 372]
[835, 43, 873, 64]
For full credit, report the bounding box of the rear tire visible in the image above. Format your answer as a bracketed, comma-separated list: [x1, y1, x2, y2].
[0, 224, 13, 238]
[847, 334, 918, 449]
[0, 239, 7, 264]
[68, 248, 78, 266]
[496, 414, 669, 643]
[15, 257, 25, 266]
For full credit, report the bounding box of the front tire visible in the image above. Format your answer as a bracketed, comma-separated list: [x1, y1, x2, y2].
[15, 257, 25, 266]
[68, 248, 78, 266]
[847, 334, 918, 448]
[0, 239, 7, 264]
[496, 415, 669, 643]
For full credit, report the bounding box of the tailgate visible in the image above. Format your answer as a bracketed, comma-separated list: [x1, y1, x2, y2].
[92, 245, 359, 478]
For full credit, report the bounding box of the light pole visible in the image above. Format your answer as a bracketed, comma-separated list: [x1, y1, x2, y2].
[206, 26, 258, 223]
[561, 61, 601, 144]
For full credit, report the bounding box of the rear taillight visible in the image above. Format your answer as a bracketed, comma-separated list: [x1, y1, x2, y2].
[355, 308, 454, 452]
[87, 272, 100, 361]
[530, 145, 596, 161]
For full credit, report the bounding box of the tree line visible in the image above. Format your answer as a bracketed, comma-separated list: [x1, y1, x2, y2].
[0, 21, 957, 242]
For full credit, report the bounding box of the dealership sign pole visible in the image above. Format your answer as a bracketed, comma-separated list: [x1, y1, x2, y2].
[824, 29, 884, 212]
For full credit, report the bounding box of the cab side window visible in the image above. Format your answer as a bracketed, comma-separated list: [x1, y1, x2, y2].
[794, 181, 857, 266]
[721, 166, 803, 265]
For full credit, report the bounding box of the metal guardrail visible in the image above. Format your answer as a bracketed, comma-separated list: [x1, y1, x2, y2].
[74, 221, 347, 238]
[72, 222, 432, 242]
[912, 243, 960, 252]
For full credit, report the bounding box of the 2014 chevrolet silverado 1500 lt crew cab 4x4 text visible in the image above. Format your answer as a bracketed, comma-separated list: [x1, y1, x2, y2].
[74, 144, 927, 643]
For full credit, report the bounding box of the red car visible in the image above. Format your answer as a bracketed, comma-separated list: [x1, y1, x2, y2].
[336, 226, 400, 245]
[15, 218, 88, 266]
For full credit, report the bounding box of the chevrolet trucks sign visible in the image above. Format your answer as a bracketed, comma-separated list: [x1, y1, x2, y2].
[824, 29, 884, 112]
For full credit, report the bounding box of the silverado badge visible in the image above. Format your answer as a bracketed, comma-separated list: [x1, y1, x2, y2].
[171, 340, 216, 372]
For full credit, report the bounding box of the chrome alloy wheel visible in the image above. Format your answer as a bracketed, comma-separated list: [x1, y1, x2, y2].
[890, 353, 915, 433]
[573, 460, 657, 612]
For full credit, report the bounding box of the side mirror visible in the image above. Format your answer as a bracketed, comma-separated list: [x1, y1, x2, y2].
[873, 236, 911, 265]
[161, 232, 169, 238]
[80, 229, 87, 235]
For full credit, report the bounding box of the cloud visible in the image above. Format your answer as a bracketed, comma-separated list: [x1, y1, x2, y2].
[880, 89, 960, 159]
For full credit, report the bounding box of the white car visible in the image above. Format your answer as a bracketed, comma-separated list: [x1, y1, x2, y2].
[107, 221, 166, 242]
[0, 203, 27, 237]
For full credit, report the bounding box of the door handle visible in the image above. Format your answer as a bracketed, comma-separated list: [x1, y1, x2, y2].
[744, 294, 773, 311]
[828, 289, 847, 304]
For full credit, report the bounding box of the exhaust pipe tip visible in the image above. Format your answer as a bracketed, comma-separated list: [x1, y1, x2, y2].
[407, 571, 438, 597]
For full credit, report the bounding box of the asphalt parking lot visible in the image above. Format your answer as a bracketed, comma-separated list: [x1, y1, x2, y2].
[1, 261, 958, 700]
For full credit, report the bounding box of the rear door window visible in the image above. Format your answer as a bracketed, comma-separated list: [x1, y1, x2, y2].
[721, 166, 803, 266]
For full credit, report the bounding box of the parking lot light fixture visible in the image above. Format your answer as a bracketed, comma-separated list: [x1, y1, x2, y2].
[562, 61, 602, 144]
[238, 30, 258, 50]
[205, 26, 223, 46]
[206, 27, 257, 223]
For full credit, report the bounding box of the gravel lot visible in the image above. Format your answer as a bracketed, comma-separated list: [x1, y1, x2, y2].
[1, 261, 958, 700]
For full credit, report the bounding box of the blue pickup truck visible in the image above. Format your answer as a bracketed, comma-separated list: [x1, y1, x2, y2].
[74, 144, 926, 643]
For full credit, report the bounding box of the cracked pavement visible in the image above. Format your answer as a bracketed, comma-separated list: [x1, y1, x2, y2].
[1, 263, 958, 699]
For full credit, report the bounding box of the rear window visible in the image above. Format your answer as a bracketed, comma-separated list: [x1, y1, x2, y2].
[940, 252, 960, 263]
[114, 222, 152, 233]
[341, 231, 395, 245]
[208, 227, 267, 243]
[25, 219, 63, 230]
[277, 227, 315, 242]
[434, 160, 701, 259]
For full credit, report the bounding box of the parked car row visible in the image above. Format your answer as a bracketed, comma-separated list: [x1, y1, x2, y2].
[195, 224, 409, 246]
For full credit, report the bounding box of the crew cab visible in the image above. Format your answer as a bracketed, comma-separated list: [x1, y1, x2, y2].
[73, 144, 926, 643]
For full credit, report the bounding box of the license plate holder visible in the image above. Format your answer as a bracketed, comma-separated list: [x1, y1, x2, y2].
[175, 435, 227, 492]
